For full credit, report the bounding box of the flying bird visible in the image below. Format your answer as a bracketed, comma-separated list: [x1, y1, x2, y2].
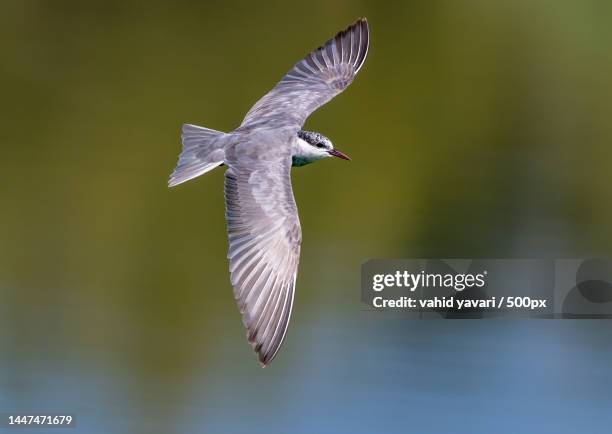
[169, 18, 369, 366]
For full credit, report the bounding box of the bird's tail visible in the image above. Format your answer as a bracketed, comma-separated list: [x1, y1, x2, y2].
[168, 124, 226, 187]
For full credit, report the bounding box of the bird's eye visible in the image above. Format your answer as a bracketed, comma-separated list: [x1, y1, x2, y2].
[316, 142, 326, 148]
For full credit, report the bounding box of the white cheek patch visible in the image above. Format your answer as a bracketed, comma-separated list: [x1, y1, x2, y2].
[295, 138, 328, 160]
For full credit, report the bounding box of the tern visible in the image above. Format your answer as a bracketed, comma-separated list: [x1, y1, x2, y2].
[169, 18, 369, 366]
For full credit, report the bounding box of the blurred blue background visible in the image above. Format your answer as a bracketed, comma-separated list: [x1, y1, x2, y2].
[1, 1, 611, 433]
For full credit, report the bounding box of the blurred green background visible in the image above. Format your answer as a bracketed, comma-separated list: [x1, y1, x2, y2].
[1, 1, 612, 433]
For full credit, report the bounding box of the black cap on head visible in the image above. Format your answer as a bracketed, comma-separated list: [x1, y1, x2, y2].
[297, 130, 331, 149]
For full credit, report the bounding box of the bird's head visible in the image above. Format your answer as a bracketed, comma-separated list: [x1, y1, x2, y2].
[294, 130, 351, 166]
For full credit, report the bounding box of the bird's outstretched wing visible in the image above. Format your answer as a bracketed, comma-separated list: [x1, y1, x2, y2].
[240, 18, 369, 129]
[224, 157, 301, 366]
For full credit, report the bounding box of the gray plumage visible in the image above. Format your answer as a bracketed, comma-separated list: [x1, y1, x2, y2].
[169, 18, 369, 366]
[241, 18, 369, 130]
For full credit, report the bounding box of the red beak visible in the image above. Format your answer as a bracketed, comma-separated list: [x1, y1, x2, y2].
[328, 149, 351, 161]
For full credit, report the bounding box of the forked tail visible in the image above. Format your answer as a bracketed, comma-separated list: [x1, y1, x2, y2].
[168, 124, 226, 187]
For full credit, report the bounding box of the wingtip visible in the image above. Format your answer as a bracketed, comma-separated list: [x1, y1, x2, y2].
[247, 331, 275, 367]
[252, 340, 281, 367]
[336, 17, 369, 36]
[350, 18, 369, 74]
[256, 346, 274, 367]
[257, 352, 271, 368]
[168, 174, 183, 188]
[353, 17, 369, 30]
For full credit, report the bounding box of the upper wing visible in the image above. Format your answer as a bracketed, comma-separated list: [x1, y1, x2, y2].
[240, 18, 369, 129]
[224, 157, 301, 366]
